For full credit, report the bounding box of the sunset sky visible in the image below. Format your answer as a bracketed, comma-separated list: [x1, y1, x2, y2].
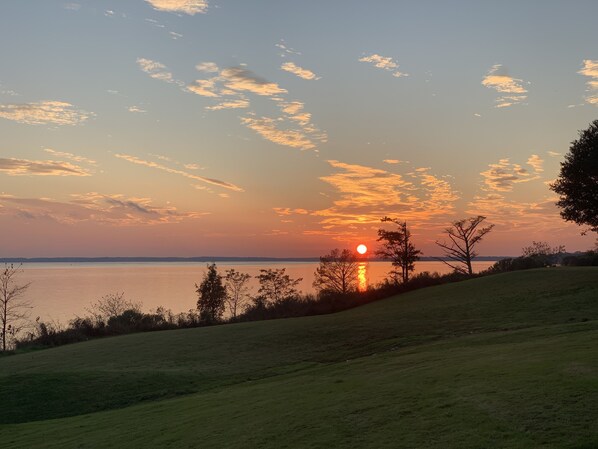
[1, 0, 597, 257]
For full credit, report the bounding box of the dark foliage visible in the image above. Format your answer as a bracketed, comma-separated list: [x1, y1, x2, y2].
[196, 263, 227, 324]
[313, 248, 359, 295]
[550, 119, 598, 233]
[376, 218, 422, 284]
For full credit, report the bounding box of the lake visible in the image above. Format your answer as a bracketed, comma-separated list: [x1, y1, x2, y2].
[16, 260, 496, 323]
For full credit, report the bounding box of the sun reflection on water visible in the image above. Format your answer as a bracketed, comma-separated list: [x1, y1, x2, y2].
[358, 262, 368, 292]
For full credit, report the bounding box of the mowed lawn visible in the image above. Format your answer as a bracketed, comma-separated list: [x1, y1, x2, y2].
[0, 267, 597, 448]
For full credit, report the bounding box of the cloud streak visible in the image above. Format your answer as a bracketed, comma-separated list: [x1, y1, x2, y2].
[115, 154, 244, 192]
[0, 101, 91, 125]
[145, 0, 208, 15]
[280, 62, 320, 80]
[0, 193, 207, 226]
[0, 158, 91, 177]
[359, 54, 407, 78]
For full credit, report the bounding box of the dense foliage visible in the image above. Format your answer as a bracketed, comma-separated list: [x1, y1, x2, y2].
[551, 119, 598, 232]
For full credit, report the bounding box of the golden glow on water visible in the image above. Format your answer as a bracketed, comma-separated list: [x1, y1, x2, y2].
[358, 262, 368, 292]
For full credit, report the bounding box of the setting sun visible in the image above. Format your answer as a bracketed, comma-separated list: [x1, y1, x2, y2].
[356, 244, 368, 255]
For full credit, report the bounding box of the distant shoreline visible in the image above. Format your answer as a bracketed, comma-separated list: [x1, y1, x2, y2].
[0, 256, 507, 263]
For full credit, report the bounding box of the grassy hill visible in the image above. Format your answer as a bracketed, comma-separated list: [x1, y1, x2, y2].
[0, 267, 597, 448]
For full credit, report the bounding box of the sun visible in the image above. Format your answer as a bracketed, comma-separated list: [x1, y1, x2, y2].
[356, 244, 368, 255]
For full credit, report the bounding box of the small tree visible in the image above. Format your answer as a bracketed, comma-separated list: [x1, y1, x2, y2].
[86, 292, 141, 325]
[196, 264, 227, 324]
[550, 119, 598, 233]
[376, 218, 422, 284]
[255, 268, 302, 307]
[521, 241, 566, 257]
[224, 269, 251, 319]
[435, 216, 494, 275]
[313, 248, 359, 295]
[0, 264, 31, 351]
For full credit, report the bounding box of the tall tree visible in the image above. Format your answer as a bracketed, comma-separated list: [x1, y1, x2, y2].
[313, 248, 359, 295]
[550, 119, 598, 233]
[255, 268, 302, 307]
[224, 269, 251, 319]
[435, 216, 494, 275]
[0, 264, 31, 351]
[195, 264, 226, 324]
[376, 218, 421, 284]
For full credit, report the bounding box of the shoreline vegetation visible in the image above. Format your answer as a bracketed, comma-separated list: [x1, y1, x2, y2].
[5, 244, 596, 355]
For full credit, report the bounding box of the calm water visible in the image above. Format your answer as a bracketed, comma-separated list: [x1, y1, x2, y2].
[17, 261, 495, 323]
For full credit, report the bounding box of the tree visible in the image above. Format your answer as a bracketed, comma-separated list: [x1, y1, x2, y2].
[550, 119, 598, 233]
[86, 292, 141, 325]
[224, 269, 251, 319]
[521, 241, 566, 258]
[254, 268, 302, 307]
[435, 216, 494, 275]
[196, 264, 226, 324]
[313, 248, 359, 295]
[376, 217, 422, 284]
[0, 264, 31, 351]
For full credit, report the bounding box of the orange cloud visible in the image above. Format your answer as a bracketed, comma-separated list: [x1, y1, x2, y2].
[145, 0, 208, 15]
[359, 54, 407, 78]
[0, 193, 207, 226]
[280, 62, 319, 80]
[0, 101, 91, 125]
[579, 59, 598, 105]
[115, 154, 244, 192]
[0, 158, 91, 176]
[482, 64, 528, 107]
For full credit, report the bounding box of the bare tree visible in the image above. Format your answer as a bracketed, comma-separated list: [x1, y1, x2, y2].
[224, 269, 251, 318]
[376, 218, 422, 284]
[313, 248, 359, 295]
[86, 292, 141, 325]
[0, 264, 32, 351]
[435, 216, 494, 275]
[521, 241, 566, 257]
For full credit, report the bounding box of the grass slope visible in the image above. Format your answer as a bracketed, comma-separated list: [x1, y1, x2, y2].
[0, 267, 597, 448]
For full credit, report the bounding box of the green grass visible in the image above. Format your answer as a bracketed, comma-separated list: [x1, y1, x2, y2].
[0, 267, 597, 448]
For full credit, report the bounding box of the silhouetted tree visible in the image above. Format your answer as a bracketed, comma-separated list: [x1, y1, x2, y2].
[313, 248, 359, 295]
[254, 268, 302, 307]
[224, 269, 251, 319]
[521, 241, 566, 257]
[376, 218, 422, 284]
[550, 119, 598, 233]
[86, 292, 141, 325]
[196, 264, 226, 324]
[0, 264, 31, 351]
[435, 216, 494, 275]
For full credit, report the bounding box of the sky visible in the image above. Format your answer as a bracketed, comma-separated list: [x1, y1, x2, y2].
[0, 0, 597, 258]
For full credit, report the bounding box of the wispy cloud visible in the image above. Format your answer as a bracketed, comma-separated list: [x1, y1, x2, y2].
[43, 148, 97, 165]
[280, 62, 320, 80]
[359, 54, 407, 78]
[145, 0, 208, 15]
[480, 158, 539, 192]
[482, 64, 528, 107]
[241, 116, 320, 150]
[137, 58, 183, 86]
[578, 59, 598, 105]
[275, 41, 301, 57]
[527, 154, 544, 173]
[383, 159, 402, 165]
[221, 67, 287, 96]
[128, 105, 147, 113]
[205, 99, 249, 111]
[115, 153, 244, 192]
[0, 101, 91, 125]
[547, 151, 561, 157]
[0, 193, 207, 226]
[0, 158, 91, 176]
[196, 62, 219, 73]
